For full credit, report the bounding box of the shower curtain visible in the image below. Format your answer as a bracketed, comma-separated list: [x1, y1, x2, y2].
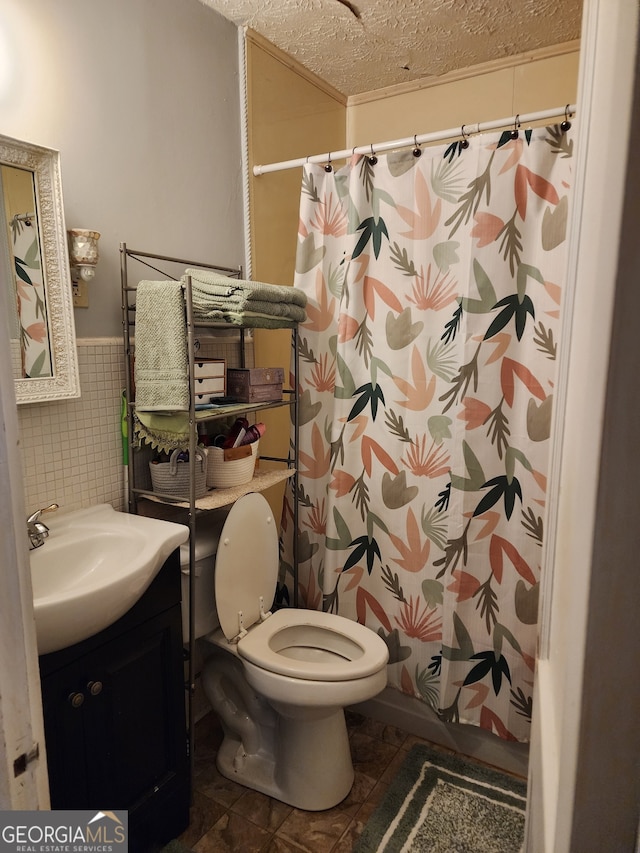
[281, 124, 574, 742]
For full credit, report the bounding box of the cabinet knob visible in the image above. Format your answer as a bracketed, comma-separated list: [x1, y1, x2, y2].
[68, 692, 84, 708]
[87, 681, 103, 696]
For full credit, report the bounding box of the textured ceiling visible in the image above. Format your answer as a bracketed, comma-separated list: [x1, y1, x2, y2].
[197, 0, 582, 96]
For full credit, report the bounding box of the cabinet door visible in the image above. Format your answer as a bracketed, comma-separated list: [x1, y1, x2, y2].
[42, 606, 187, 812]
[40, 667, 91, 808]
[84, 606, 187, 809]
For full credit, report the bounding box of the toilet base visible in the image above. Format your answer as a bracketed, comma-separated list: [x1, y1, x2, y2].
[215, 704, 354, 811]
[215, 732, 277, 800]
[202, 647, 355, 810]
[275, 701, 354, 810]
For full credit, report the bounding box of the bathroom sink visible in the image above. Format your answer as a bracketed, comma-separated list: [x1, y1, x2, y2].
[30, 503, 189, 655]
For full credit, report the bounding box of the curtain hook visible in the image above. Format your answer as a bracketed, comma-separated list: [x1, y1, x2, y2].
[460, 125, 470, 150]
[324, 151, 333, 173]
[368, 143, 378, 166]
[510, 114, 520, 140]
[412, 134, 422, 157]
[561, 104, 572, 133]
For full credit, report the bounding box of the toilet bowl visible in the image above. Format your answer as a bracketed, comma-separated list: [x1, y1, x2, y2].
[188, 492, 389, 811]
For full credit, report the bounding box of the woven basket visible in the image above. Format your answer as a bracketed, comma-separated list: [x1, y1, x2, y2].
[150, 448, 207, 498]
[207, 440, 259, 488]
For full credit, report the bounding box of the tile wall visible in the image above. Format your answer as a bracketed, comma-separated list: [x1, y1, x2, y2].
[17, 336, 253, 517]
[18, 340, 126, 515]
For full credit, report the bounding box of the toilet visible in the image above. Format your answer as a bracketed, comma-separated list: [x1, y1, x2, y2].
[182, 492, 389, 811]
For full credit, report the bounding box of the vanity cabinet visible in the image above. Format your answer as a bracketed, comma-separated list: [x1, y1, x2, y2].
[39, 550, 189, 853]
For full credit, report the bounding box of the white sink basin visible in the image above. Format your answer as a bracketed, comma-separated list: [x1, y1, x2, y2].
[30, 503, 189, 655]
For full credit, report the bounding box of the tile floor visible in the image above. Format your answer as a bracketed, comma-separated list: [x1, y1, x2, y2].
[178, 710, 527, 852]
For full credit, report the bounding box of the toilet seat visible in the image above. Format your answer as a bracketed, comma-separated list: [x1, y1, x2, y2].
[238, 608, 389, 682]
[214, 492, 279, 642]
[214, 493, 388, 682]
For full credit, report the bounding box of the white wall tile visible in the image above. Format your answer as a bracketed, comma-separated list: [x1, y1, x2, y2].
[18, 340, 127, 515]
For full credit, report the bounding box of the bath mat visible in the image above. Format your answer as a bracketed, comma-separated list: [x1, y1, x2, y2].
[160, 841, 193, 853]
[354, 743, 527, 853]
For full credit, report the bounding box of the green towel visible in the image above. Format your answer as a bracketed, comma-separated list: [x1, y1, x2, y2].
[134, 411, 190, 452]
[189, 309, 299, 329]
[134, 280, 189, 411]
[121, 390, 128, 465]
[193, 298, 306, 322]
[184, 268, 307, 323]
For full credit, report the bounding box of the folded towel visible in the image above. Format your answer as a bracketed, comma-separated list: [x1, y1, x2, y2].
[135, 281, 189, 412]
[184, 268, 307, 317]
[192, 298, 307, 323]
[193, 309, 300, 329]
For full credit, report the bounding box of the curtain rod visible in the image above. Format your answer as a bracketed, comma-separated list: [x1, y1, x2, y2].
[253, 103, 576, 176]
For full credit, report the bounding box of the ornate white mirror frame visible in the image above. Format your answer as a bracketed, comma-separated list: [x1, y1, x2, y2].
[0, 133, 80, 404]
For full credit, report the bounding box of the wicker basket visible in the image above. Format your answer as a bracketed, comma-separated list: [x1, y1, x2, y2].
[149, 448, 208, 498]
[207, 440, 259, 488]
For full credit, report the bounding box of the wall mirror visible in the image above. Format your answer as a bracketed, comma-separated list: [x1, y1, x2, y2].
[0, 133, 80, 404]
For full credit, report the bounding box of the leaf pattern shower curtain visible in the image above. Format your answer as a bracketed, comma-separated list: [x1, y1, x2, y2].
[11, 217, 51, 378]
[281, 126, 574, 742]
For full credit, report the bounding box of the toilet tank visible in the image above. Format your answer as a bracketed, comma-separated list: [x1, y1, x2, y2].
[179, 508, 230, 643]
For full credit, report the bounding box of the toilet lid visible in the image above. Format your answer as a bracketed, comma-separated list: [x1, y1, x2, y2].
[214, 492, 279, 641]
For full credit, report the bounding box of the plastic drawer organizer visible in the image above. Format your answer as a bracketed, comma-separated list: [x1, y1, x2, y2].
[120, 244, 299, 788]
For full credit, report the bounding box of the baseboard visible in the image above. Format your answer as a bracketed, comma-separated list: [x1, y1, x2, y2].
[349, 687, 529, 778]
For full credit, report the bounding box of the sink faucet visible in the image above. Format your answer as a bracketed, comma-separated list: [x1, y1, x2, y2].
[26, 504, 59, 550]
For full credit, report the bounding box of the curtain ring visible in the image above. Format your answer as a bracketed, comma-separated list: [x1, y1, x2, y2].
[561, 104, 572, 133]
[412, 134, 422, 157]
[460, 125, 470, 150]
[324, 151, 333, 173]
[368, 143, 378, 166]
[510, 114, 520, 140]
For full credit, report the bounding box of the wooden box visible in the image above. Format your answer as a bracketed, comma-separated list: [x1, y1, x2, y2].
[227, 367, 284, 403]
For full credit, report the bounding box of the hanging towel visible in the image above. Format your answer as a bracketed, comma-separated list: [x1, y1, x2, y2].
[134, 280, 189, 412]
[133, 411, 190, 453]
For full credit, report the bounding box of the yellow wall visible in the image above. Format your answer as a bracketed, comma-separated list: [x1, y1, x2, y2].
[246, 31, 346, 521]
[1, 165, 36, 229]
[348, 46, 580, 147]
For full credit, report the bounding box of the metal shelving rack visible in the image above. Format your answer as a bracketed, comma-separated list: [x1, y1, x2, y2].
[120, 242, 299, 787]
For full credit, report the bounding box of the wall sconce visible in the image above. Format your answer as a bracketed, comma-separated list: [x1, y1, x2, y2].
[68, 228, 100, 283]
